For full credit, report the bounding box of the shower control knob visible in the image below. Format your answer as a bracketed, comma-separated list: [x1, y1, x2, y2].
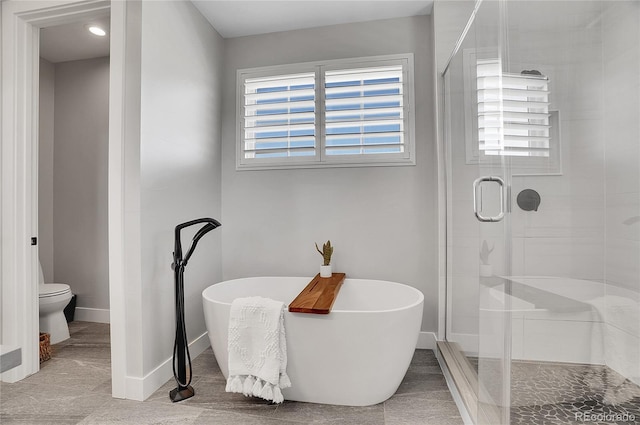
[517, 189, 541, 212]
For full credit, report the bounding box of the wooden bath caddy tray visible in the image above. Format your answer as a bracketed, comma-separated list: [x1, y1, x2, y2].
[288, 273, 346, 314]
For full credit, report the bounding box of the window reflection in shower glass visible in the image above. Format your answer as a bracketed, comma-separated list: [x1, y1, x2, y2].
[476, 58, 550, 157]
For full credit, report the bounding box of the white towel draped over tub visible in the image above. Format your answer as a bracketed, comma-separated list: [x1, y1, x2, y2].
[225, 296, 291, 403]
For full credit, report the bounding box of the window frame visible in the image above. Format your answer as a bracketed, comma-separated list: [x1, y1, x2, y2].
[236, 54, 416, 171]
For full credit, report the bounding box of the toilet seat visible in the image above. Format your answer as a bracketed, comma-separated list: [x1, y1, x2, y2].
[39, 284, 71, 298]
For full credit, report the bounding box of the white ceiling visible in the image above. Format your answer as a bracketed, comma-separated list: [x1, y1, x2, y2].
[38, 1, 432, 63]
[192, 1, 433, 38]
[40, 17, 110, 63]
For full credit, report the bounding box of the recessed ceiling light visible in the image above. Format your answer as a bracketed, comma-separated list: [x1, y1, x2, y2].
[87, 25, 106, 37]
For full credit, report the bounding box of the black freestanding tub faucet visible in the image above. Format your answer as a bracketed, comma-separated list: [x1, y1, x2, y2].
[170, 217, 221, 402]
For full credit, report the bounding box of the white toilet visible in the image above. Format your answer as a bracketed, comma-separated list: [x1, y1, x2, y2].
[38, 264, 73, 344]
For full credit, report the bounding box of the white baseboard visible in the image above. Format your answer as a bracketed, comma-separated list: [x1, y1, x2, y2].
[74, 307, 111, 324]
[124, 331, 210, 401]
[417, 331, 437, 349]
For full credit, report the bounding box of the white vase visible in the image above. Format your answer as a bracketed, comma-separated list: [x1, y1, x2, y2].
[479, 264, 492, 277]
[320, 265, 332, 278]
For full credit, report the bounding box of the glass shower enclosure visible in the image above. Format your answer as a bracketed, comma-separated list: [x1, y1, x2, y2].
[442, 1, 640, 424]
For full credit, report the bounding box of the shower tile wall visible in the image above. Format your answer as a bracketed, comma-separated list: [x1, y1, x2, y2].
[502, 0, 640, 384]
[603, 0, 640, 386]
[446, 1, 609, 356]
[501, 1, 606, 365]
[507, 1, 605, 282]
[448, 4, 640, 386]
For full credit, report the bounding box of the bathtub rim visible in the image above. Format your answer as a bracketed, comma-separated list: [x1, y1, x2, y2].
[202, 276, 425, 314]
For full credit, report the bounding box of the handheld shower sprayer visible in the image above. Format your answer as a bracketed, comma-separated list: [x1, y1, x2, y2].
[170, 217, 221, 403]
[183, 222, 219, 266]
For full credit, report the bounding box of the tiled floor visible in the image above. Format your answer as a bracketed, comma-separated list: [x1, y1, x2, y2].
[468, 356, 640, 424]
[0, 322, 463, 424]
[510, 361, 640, 425]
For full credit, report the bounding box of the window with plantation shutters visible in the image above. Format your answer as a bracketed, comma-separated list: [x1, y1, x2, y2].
[242, 72, 316, 160]
[324, 65, 406, 157]
[237, 54, 415, 170]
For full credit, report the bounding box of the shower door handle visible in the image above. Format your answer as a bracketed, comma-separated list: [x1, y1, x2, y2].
[473, 176, 505, 222]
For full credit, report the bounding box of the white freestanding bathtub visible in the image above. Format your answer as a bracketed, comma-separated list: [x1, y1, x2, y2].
[202, 276, 424, 406]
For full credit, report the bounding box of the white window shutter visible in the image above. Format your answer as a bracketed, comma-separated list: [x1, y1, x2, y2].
[237, 54, 415, 170]
[242, 72, 316, 159]
[324, 65, 407, 157]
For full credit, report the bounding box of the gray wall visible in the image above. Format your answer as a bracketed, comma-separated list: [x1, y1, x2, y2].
[221, 16, 438, 332]
[38, 58, 55, 282]
[52, 57, 110, 311]
[139, 0, 224, 373]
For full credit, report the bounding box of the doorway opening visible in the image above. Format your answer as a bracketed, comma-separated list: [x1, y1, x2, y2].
[37, 13, 111, 373]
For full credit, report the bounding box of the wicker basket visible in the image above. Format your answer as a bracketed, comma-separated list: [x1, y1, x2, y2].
[39, 332, 52, 363]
